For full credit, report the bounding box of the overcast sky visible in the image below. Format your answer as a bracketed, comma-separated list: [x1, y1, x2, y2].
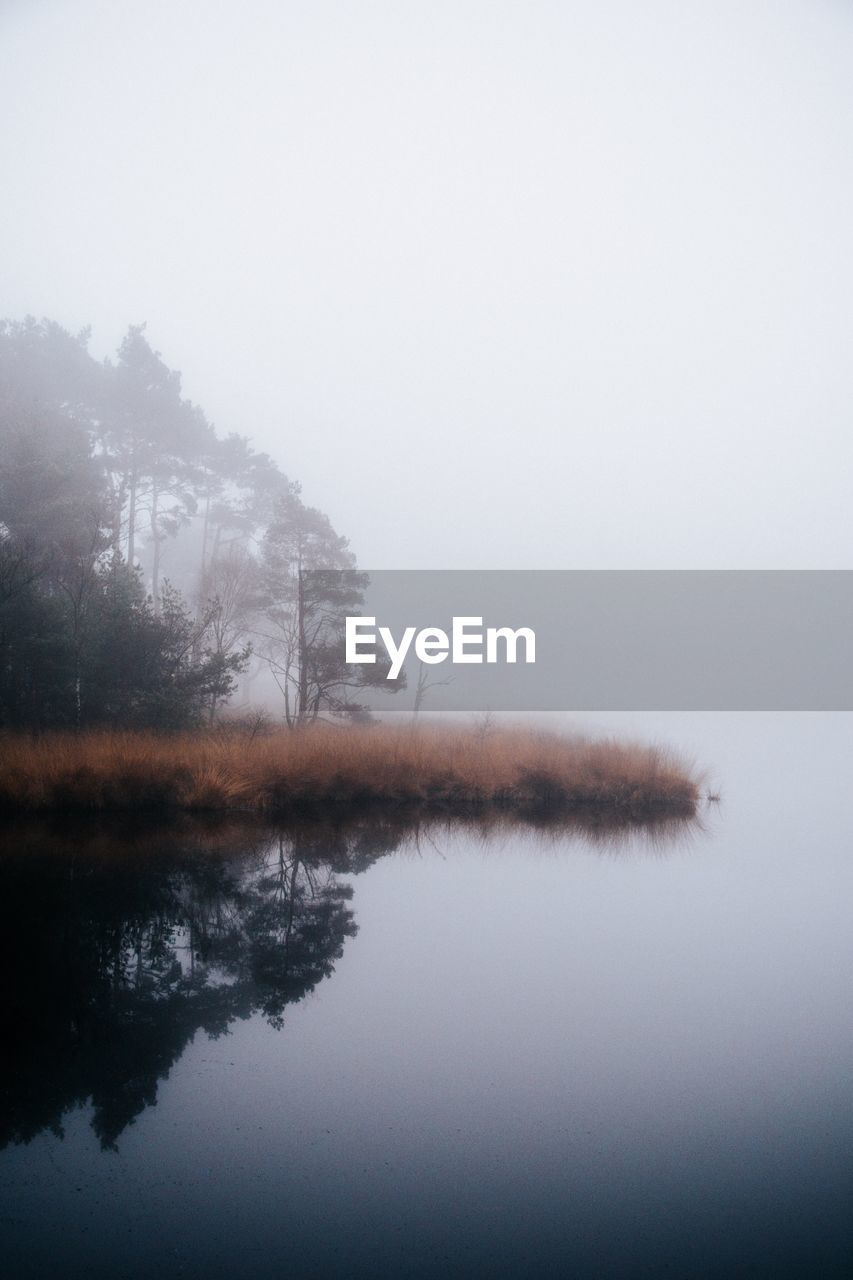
[2, 0, 852, 568]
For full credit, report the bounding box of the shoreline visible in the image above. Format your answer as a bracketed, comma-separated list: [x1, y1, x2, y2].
[0, 724, 701, 823]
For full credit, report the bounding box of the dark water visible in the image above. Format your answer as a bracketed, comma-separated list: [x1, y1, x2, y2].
[1, 714, 851, 1279]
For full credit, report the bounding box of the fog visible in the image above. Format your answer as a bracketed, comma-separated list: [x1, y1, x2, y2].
[2, 0, 853, 569]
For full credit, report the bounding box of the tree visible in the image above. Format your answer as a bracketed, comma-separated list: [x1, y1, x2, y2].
[259, 490, 401, 724]
[0, 359, 111, 725]
[0, 566, 75, 727]
[104, 325, 211, 607]
[198, 543, 263, 714]
[0, 313, 367, 728]
[81, 568, 249, 729]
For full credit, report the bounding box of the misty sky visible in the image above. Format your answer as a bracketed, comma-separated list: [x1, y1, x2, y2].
[2, 0, 852, 569]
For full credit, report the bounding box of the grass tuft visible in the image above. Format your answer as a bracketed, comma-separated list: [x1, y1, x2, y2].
[0, 723, 701, 824]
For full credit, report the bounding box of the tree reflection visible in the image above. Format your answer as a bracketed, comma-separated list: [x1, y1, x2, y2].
[0, 807, 699, 1151]
[0, 817, 403, 1150]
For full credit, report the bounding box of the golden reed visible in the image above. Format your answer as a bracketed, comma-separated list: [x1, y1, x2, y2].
[0, 723, 700, 822]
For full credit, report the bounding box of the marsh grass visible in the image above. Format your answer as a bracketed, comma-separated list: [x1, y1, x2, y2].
[0, 723, 700, 823]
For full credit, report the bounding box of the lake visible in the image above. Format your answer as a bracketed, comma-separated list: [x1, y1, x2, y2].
[1, 713, 851, 1278]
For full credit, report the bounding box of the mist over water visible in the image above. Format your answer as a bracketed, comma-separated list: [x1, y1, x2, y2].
[2, 713, 851, 1278]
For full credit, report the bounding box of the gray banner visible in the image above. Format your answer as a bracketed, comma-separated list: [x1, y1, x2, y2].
[305, 570, 853, 710]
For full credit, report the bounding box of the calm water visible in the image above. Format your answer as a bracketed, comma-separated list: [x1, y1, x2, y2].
[1, 714, 851, 1279]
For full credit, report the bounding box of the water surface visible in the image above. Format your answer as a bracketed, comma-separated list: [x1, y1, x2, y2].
[1, 714, 851, 1278]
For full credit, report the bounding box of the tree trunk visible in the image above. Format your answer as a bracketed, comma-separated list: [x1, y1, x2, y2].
[297, 567, 308, 723]
[200, 485, 211, 583]
[151, 480, 160, 613]
[112, 473, 126, 556]
[127, 465, 137, 567]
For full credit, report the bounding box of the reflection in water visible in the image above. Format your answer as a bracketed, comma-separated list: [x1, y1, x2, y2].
[0, 809, 697, 1152]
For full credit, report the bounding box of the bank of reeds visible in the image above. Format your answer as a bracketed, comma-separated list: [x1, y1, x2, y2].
[0, 723, 700, 823]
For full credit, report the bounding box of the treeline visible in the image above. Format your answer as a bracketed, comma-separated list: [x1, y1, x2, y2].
[0, 316, 384, 730]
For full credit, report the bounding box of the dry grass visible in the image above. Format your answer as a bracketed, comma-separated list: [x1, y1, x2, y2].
[0, 723, 700, 824]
